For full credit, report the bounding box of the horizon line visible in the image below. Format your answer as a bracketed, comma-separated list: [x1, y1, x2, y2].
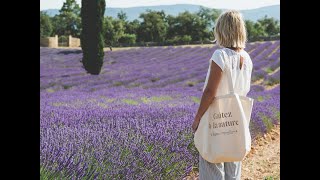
[40, 3, 280, 11]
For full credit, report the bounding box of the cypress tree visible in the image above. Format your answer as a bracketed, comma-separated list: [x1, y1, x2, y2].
[80, 0, 105, 75]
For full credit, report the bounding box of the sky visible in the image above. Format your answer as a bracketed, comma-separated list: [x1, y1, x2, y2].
[40, 0, 280, 10]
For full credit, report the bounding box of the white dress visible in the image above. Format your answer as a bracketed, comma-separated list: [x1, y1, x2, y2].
[199, 48, 253, 180]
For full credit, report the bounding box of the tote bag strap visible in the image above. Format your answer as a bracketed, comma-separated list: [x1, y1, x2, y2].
[221, 49, 235, 94]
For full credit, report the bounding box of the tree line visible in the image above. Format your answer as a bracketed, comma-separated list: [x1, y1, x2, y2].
[40, 0, 280, 47]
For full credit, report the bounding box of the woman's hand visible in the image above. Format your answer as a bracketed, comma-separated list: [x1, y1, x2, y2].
[192, 115, 201, 133]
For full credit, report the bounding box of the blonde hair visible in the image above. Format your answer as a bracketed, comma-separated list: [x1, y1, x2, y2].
[214, 10, 247, 48]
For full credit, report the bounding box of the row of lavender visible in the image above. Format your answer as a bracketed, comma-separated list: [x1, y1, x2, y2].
[40, 41, 280, 179]
[40, 86, 279, 179]
[40, 41, 279, 93]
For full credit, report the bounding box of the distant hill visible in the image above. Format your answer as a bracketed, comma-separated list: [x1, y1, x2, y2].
[241, 5, 279, 22]
[43, 9, 60, 17]
[43, 4, 279, 22]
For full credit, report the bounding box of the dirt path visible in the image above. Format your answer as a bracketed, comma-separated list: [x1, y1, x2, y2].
[183, 125, 280, 180]
[241, 125, 280, 180]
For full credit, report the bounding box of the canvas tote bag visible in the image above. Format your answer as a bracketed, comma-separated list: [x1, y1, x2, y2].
[194, 50, 254, 163]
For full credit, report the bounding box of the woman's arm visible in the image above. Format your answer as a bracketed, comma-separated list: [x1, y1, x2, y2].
[192, 60, 223, 132]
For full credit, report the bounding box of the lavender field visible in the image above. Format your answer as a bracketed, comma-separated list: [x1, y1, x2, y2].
[40, 41, 280, 179]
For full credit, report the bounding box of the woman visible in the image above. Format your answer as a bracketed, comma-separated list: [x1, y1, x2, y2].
[192, 10, 253, 180]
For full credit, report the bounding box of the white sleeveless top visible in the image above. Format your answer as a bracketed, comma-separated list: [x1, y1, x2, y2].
[202, 48, 253, 96]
